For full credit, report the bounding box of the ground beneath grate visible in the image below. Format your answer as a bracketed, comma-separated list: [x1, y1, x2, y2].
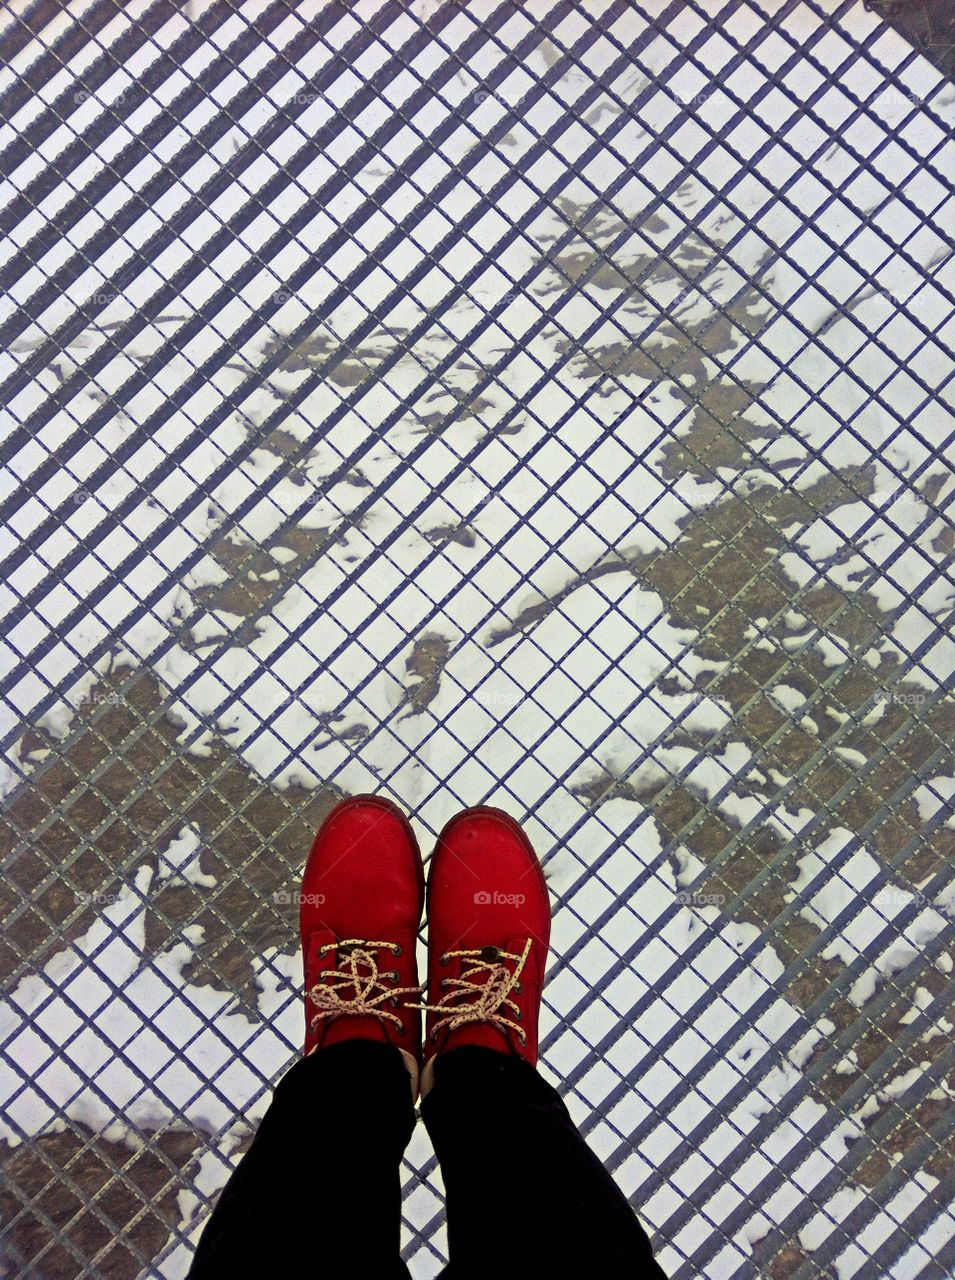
[874, 0, 955, 79]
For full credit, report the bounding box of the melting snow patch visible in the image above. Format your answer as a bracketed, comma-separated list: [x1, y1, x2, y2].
[157, 825, 217, 890]
[913, 775, 955, 830]
[0, 870, 300, 1148]
[787, 830, 950, 1007]
[769, 683, 807, 714]
[800, 1170, 947, 1280]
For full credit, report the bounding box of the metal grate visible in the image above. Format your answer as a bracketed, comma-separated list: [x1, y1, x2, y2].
[1, 2, 953, 1277]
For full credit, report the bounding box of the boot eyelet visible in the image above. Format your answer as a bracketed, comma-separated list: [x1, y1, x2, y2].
[514, 1009, 523, 1021]
[439, 952, 449, 966]
[514, 982, 522, 993]
[440, 978, 449, 989]
[392, 944, 403, 957]
[398, 1024, 407, 1035]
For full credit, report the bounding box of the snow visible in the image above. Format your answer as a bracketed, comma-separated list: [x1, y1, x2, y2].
[156, 825, 218, 890]
[798, 1169, 945, 1280]
[0, 870, 299, 1146]
[787, 831, 951, 1008]
[914, 775, 955, 830]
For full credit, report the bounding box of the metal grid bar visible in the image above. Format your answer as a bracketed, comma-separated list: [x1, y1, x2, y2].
[1, 2, 953, 1277]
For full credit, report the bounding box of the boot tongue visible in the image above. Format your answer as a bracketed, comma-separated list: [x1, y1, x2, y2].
[436, 939, 524, 1057]
[312, 939, 395, 1051]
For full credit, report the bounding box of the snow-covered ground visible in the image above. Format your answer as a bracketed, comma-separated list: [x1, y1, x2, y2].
[1, 1, 953, 1277]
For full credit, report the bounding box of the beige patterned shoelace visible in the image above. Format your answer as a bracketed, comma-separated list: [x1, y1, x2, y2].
[308, 939, 423, 1033]
[416, 939, 533, 1046]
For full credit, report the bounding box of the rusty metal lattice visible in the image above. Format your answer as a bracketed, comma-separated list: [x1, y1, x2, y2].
[1, 2, 954, 1278]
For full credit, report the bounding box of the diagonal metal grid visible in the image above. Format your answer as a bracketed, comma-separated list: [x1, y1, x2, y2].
[1, 1, 953, 1278]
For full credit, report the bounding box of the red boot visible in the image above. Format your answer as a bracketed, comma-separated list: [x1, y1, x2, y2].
[420, 807, 551, 1075]
[300, 795, 424, 1077]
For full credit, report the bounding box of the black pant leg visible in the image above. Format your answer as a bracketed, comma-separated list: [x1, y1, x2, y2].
[187, 1041, 415, 1279]
[421, 1046, 667, 1279]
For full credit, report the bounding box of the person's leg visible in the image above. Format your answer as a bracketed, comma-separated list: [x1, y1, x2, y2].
[422, 1045, 666, 1278]
[417, 806, 668, 1279]
[188, 1041, 415, 1278]
[189, 794, 426, 1278]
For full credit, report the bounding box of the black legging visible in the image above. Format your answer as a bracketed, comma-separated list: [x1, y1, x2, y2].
[186, 1040, 668, 1278]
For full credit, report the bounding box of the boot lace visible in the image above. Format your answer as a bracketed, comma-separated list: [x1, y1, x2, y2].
[417, 939, 532, 1046]
[308, 939, 422, 1034]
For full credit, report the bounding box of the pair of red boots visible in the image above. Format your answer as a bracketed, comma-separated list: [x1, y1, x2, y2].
[300, 796, 551, 1094]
